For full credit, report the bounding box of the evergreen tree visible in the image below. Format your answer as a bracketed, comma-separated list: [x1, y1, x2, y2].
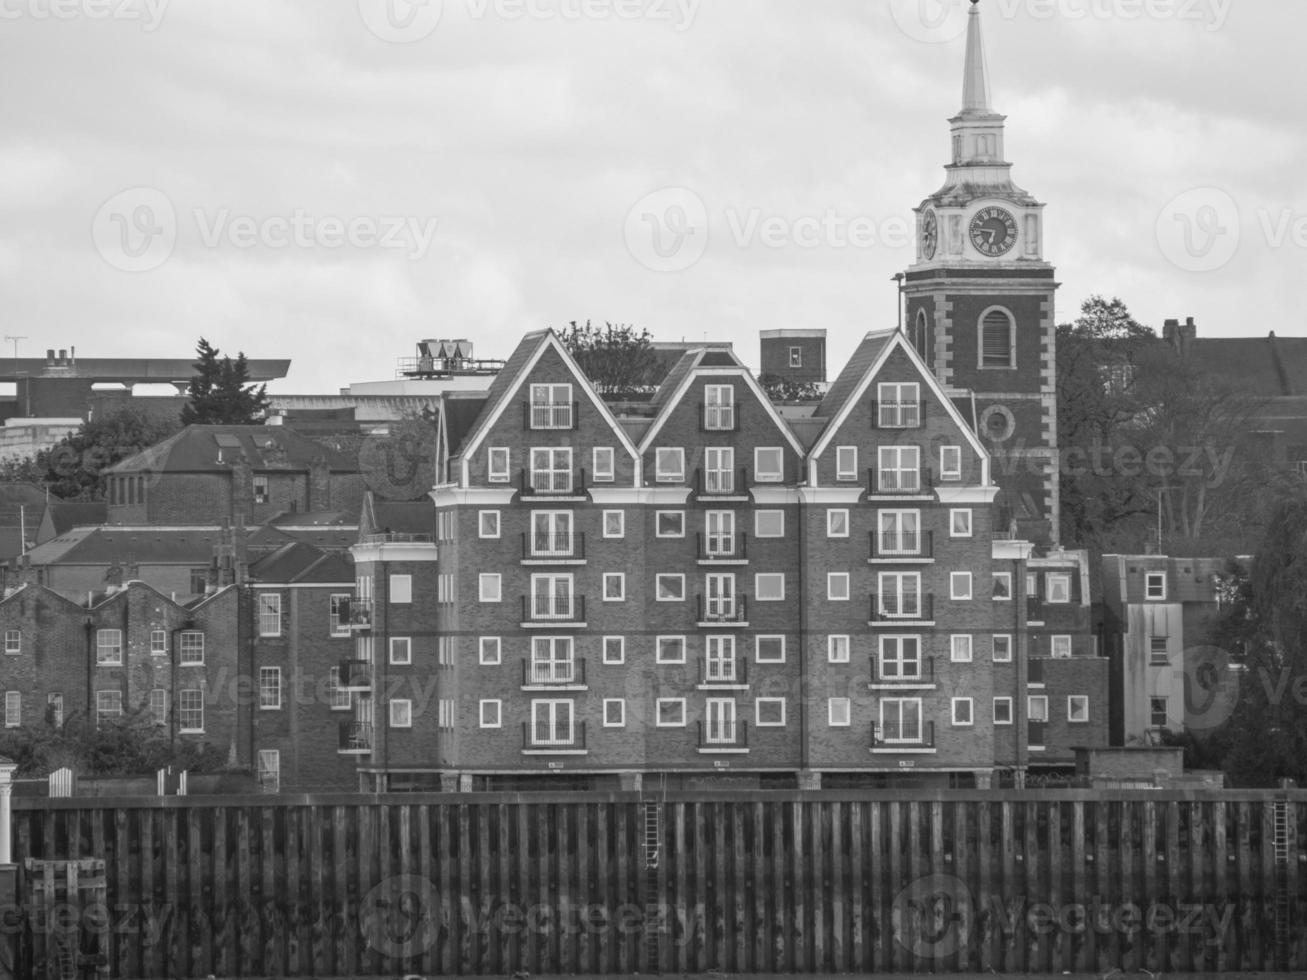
[181, 338, 270, 425]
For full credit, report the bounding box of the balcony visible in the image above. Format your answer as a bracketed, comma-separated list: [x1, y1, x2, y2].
[694, 467, 749, 499]
[869, 593, 934, 626]
[1028, 720, 1047, 750]
[521, 658, 588, 690]
[522, 720, 588, 755]
[868, 530, 934, 562]
[523, 400, 577, 430]
[696, 594, 749, 628]
[521, 532, 586, 565]
[337, 659, 372, 693]
[1026, 598, 1046, 624]
[871, 400, 925, 429]
[700, 402, 740, 433]
[521, 594, 587, 628]
[870, 720, 936, 753]
[358, 532, 435, 545]
[697, 719, 749, 753]
[698, 658, 749, 690]
[696, 532, 748, 564]
[338, 721, 373, 755]
[348, 598, 373, 630]
[1027, 658, 1046, 687]
[869, 655, 936, 690]
[867, 466, 934, 496]
[519, 468, 588, 500]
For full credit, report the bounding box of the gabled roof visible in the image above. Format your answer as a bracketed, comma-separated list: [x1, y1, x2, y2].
[246, 524, 358, 554]
[24, 526, 218, 566]
[815, 332, 897, 419]
[441, 393, 489, 460]
[107, 425, 358, 476]
[248, 540, 352, 585]
[47, 500, 108, 535]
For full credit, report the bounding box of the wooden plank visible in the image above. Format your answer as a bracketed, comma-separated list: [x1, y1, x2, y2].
[1048, 801, 1064, 974]
[888, 802, 904, 973]
[977, 801, 996, 974]
[307, 806, 329, 978]
[952, 800, 971, 974]
[848, 802, 864, 972]
[1000, 801, 1018, 974]
[791, 798, 806, 973]
[770, 800, 785, 974]
[1069, 801, 1086, 974]
[827, 800, 843, 973]
[675, 800, 691, 975]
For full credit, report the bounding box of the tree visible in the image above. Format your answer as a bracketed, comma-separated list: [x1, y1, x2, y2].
[180, 338, 270, 425]
[758, 374, 823, 403]
[557, 321, 661, 397]
[37, 406, 181, 500]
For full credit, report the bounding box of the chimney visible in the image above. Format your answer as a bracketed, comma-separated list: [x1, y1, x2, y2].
[1162, 318, 1196, 352]
[231, 456, 253, 524]
[308, 457, 331, 512]
[45, 349, 54, 364]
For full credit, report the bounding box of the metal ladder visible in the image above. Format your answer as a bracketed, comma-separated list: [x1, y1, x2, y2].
[641, 776, 666, 974]
[1271, 798, 1291, 950]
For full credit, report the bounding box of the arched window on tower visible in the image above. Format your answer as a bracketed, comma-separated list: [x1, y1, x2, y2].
[913, 309, 928, 360]
[979, 308, 1015, 369]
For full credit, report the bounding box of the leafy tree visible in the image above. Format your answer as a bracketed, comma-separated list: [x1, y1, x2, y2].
[557, 321, 661, 397]
[180, 338, 270, 425]
[758, 374, 823, 403]
[36, 407, 181, 500]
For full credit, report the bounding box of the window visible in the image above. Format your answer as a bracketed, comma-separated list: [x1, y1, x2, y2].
[488, 447, 510, 483]
[655, 448, 685, 483]
[705, 635, 736, 681]
[951, 634, 973, 663]
[390, 699, 413, 728]
[828, 698, 851, 727]
[993, 573, 1012, 601]
[479, 637, 501, 665]
[755, 573, 785, 601]
[603, 699, 626, 727]
[593, 447, 615, 482]
[704, 447, 735, 493]
[656, 698, 686, 727]
[789, 346, 802, 368]
[878, 382, 921, 427]
[836, 446, 858, 481]
[602, 573, 625, 602]
[754, 447, 783, 482]
[880, 635, 922, 678]
[828, 635, 851, 663]
[257, 749, 280, 793]
[980, 309, 1015, 368]
[258, 594, 281, 637]
[993, 635, 1013, 662]
[1028, 695, 1049, 723]
[150, 629, 167, 655]
[656, 636, 686, 664]
[1145, 572, 1167, 600]
[827, 509, 849, 538]
[328, 668, 351, 710]
[179, 690, 203, 732]
[603, 636, 625, 665]
[96, 690, 123, 724]
[755, 510, 784, 538]
[1047, 574, 1071, 603]
[479, 574, 501, 603]
[1150, 697, 1169, 728]
[47, 693, 63, 728]
[950, 572, 973, 600]
[877, 572, 922, 619]
[1068, 695, 1089, 723]
[704, 384, 735, 430]
[259, 667, 282, 709]
[479, 511, 500, 538]
[756, 698, 786, 727]
[389, 574, 412, 604]
[329, 596, 350, 636]
[390, 637, 412, 665]
[480, 700, 502, 728]
[879, 698, 923, 743]
[190, 568, 207, 595]
[253, 475, 269, 505]
[603, 510, 625, 538]
[530, 510, 573, 556]
[1149, 636, 1169, 665]
[529, 382, 572, 429]
[96, 629, 123, 665]
[1051, 635, 1072, 659]
[1026, 573, 1038, 597]
[3, 631, 18, 655]
[529, 574, 574, 619]
[656, 574, 685, 602]
[878, 446, 920, 492]
[705, 511, 736, 556]
[529, 447, 572, 494]
[950, 509, 973, 537]
[952, 698, 974, 726]
[877, 510, 921, 556]
[939, 446, 962, 481]
[656, 511, 685, 538]
[828, 572, 850, 601]
[755, 635, 785, 664]
[179, 631, 204, 665]
[4, 692, 19, 728]
[993, 697, 1013, 725]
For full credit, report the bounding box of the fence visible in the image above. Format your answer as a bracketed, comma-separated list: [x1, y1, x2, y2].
[8, 789, 1307, 977]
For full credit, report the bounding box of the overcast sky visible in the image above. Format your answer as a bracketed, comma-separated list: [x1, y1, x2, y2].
[1, 0, 1303, 395]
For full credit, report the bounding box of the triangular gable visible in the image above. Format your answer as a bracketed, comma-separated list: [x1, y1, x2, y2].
[455, 330, 641, 479]
[638, 349, 805, 457]
[810, 330, 990, 463]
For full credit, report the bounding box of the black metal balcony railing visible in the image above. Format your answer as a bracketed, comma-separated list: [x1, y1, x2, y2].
[700, 402, 740, 433]
[870, 593, 934, 623]
[523, 400, 578, 430]
[871, 400, 926, 429]
[337, 659, 372, 692]
[870, 654, 935, 686]
[694, 466, 749, 497]
[696, 531, 748, 561]
[1027, 659, 1046, 685]
[1028, 721, 1047, 747]
[522, 720, 587, 750]
[700, 658, 749, 686]
[696, 594, 749, 625]
[868, 466, 934, 495]
[521, 532, 586, 561]
[698, 719, 749, 749]
[868, 530, 934, 560]
[520, 468, 588, 497]
[521, 594, 586, 623]
[338, 721, 373, 755]
[522, 658, 587, 687]
[348, 598, 373, 629]
[871, 720, 935, 749]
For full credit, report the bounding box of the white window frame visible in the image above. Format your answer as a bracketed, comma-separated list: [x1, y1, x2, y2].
[879, 697, 924, 743]
[530, 510, 573, 557]
[950, 509, 973, 538]
[603, 698, 626, 728]
[705, 699, 734, 744]
[993, 634, 1013, 662]
[827, 509, 850, 538]
[828, 635, 851, 663]
[602, 510, 625, 538]
[993, 572, 1012, 601]
[592, 446, 615, 482]
[877, 572, 922, 619]
[755, 698, 786, 727]
[754, 573, 785, 602]
[655, 447, 686, 483]
[259, 667, 282, 710]
[488, 447, 510, 483]
[754, 447, 784, 483]
[479, 574, 502, 603]
[602, 573, 625, 602]
[704, 384, 735, 431]
[951, 634, 973, 663]
[149, 688, 167, 726]
[755, 635, 785, 664]
[529, 573, 575, 620]
[655, 698, 686, 728]
[3, 631, 19, 656]
[1145, 572, 1167, 601]
[479, 637, 501, 665]
[390, 636, 412, 665]
[328, 668, 351, 710]
[1028, 695, 1049, 723]
[150, 629, 167, 655]
[96, 690, 123, 724]
[178, 689, 203, 733]
[878, 509, 922, 556]
[879, 635, 922, 679]
[47, 692, 64, 728]
[478, 510, 500, 539]
[877, 445, 921, 493]
[939, 445, 962, 481]
[258, 594, 282, 637]
[4, 692, 19, 728]
[480, 700, 502, 729]
[993, 697, 1014, 725]
[1068, 695, 1090, 723]
[529, 446, 573, 494]
[656, 636, 686, 664]
[603, 636, 625, 665]
[179, 631, 204, 665]
[951, 697, 974, 727]
[1051, 635, 1072, 659]
[836, 446, 858, 481]
[828, 697, 851, 727]
[877, 382, 921, 428]
[329, 596, 350, 636]
[96, 629, 123, 665]
[705, 510, 736, 557]
[950, 572, 973, 600]
[827, 572, 850, 601]
[1047, 573, 1072, 603]
[390, 699, 413, 728]
[655, 511, 685, 538]
[656, 574, 685, 602]
[755, 510, 784, 538]
[529, 382, 573, 429]
[704, 446, 735, 493]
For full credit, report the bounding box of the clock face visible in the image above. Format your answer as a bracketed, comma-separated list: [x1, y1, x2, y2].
[920, 210, 938, 260]
[969, 206, 1018, 257]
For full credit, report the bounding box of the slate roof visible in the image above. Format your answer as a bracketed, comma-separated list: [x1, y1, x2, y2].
[450, 331, 550, 462]
[106, 425, 358, 476]
[648, 347, 747, 413]
[25, 524, 358, 567]
[248, 541, 352, 585]
[361, 494, 434, 538]
[47, 501, 108, 535]
[815, 331, 897, 420]
[442, 393, 489, 459]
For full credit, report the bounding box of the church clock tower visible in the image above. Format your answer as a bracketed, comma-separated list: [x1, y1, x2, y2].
[903, 0, 1060, 545]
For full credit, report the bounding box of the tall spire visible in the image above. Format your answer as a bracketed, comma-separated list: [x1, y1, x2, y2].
[960, 0, 991, 115]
